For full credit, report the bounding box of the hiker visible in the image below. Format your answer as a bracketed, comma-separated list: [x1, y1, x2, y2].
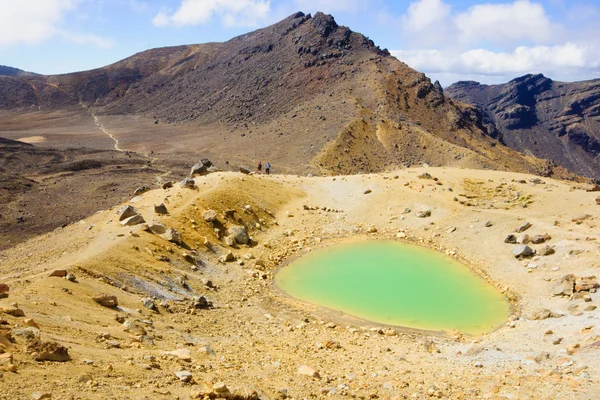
[257, 161, 262, 172]
[265, 162, 271, 175]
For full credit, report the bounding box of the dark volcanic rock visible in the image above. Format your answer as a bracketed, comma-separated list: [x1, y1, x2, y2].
[446, 74, 600, 179]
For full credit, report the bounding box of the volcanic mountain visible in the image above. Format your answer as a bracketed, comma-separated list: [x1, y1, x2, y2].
[0, 12, 574, 178]
[446, 74, 600, 180]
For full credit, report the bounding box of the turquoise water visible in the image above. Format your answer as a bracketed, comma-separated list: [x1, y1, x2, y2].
[276, 241, 509, 334]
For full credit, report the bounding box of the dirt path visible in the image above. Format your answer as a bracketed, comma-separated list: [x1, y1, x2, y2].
[79, 101, 123, 152]
[91, 112, 123, 152]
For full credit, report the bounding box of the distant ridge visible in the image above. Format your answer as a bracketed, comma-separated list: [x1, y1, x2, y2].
[0, 65, 37, 77]
[446, 74, 600, 179]
[0, 13, 579, 180]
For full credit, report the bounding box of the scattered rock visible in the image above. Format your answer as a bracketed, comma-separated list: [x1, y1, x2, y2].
[24, 318, 39, 328]
[213, 382, 229, 395]
[198, 345, 215, 356]
[0, 283, 8, 299]
[120, 215, 145, 226]
[484, 221, 493, 227]
[367, 226, 377, 233]
[49, 270, 67, 278]
[516, 234, 530, 244]
[363, 189, 372, 194]
[141, 297, 156, 311]
[123, 320, 147, 336]
[219, 251, 235, 263]
[175, 370, 193, 383]
[133, 186, 150, 196]
[0, 306, 24, 317]
[12, 327, 41, 341]
[530, 309, 564, 320]
[512, 245, 535, 258]
[504, 234, 517, 244]
[203, 210, 217, 222]
[401, 207, 411, 214]
[298, 365, 320, 378]
[162, 181, 173, 189]
[147, 222, 167, 235]
[31, 392, 52, 400]
[416, 209, 431, 218]
[515, 222, 531, 233]
[180, 178, 196, 189]
[551, 274, 575, 296]
[118, 205, 138, 221]
[0, 352, 13, 366]
[239, 166, 251, 174]
[538, 245, 555, 256]
[154, 203, 168, 214]
[531, 234, 551, 244]
[161, 228, 182, 244]
[165, 348, 192, 361]
[575, 276, 599, 292]
[27, 340, 70, 362]
[566, 344, 580, 355]
[228, 225, 249, 244]
[190, 159, 213, 176]
[93, 293, 118, 308]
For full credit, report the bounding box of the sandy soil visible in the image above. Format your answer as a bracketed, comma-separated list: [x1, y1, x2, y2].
[1, 167, 599, 399]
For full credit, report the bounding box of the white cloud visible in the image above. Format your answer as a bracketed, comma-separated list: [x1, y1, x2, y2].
[292, 0, 363, 14]
[392, 0, 600, 85]
[153, 0, 271, 28]
[0, 0, 112, 49]
[454, 0, 556, 46]
[391, 43, 600, 85]
[0, 0, 79, 47]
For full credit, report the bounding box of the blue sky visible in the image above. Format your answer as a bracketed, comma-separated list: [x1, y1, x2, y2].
[1, 0, 599, 85]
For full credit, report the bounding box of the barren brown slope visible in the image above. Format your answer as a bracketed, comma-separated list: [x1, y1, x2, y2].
[0, 12, 579, 179]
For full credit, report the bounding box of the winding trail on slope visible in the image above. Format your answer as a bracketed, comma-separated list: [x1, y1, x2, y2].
[79, 101, 124, 152]
[91, 112, 123, 152]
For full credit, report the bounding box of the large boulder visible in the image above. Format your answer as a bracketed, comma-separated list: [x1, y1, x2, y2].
[147, 222, 167, 235]
[154, 203, 168, 215]
[512, 245, 534, 257]
[133, 186, 150, 196]
[120, 214, 145, 226]
[27, 340, 71, 362]
[93, 293, 118, 308]
[161, 228, 182, 244]
[117, 205, 138, 221]
[228, 225, 249, 245]
[575, 276, 599, 292]
[504, 234, 517, 244]
[203, 210, 218, 223]
[180, 178, 196, 189]
[531, 234, 551, 244]
[190, 159, 213, 176]
[551, 274, 575, 296]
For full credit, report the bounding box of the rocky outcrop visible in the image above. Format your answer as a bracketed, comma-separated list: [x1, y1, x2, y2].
[446, 74, 600, 179]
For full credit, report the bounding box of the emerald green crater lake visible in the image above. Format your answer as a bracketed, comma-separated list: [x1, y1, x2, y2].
[276, 241, 510, 334]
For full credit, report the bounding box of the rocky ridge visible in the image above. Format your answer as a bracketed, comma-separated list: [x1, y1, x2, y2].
[446, 74, 600, 179]
[0, 13, 577, 179]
